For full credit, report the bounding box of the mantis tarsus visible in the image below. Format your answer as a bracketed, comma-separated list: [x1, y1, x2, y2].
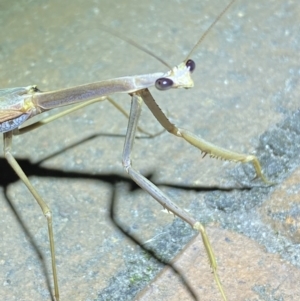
[1, 0, 272, 300]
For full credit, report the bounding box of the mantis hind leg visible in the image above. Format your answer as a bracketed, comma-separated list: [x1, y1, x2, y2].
[3, 131, 60, 301]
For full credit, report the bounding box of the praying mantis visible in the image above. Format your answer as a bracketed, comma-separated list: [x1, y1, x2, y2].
[0, 0, 279, 300]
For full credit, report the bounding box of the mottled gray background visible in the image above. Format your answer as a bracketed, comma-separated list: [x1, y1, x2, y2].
[0, 0, 299, 300]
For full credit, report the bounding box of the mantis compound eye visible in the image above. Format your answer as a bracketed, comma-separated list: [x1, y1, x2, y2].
[186, 59, 196, 73]
[155, 78, 174, 91]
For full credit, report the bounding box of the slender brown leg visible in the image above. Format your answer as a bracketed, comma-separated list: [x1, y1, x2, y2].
[122, 93, 228, 301]
[3, 131, 59, 301]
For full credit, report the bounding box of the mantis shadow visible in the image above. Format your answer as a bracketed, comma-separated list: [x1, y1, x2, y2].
[0, 132, 241, 300]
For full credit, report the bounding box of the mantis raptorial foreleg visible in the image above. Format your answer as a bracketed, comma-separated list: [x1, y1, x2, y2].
[140, 88, 272, 185]
[122, 92, 227, 300]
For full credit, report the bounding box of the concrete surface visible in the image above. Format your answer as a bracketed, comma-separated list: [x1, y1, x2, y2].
[0, 0, 299, 300]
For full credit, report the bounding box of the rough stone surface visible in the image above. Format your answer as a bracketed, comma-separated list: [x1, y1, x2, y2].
[0, 1, 299, 301]
[136, 230, 300, 301]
